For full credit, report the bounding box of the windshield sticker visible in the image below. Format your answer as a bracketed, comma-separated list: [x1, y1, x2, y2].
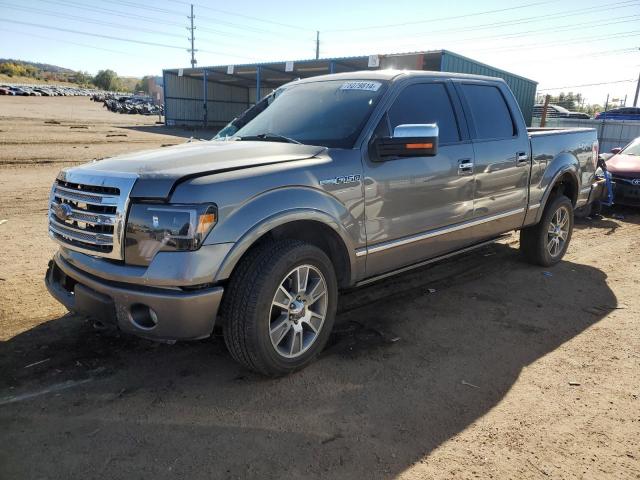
[340, 81, 381, 92]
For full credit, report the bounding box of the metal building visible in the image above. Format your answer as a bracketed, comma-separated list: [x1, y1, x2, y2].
[162, 49, 538, 130]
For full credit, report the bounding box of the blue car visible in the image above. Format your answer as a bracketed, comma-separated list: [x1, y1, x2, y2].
[595, 107, 640, 121]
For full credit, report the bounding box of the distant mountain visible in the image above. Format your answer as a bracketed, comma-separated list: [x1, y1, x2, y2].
[0, 58, 75, 74]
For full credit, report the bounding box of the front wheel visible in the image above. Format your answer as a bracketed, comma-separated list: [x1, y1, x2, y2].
[520, 195, 574, 267]
[221, 239, 338, 376]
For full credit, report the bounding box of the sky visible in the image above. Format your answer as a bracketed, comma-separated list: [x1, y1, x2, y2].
[0, 0, 638, 105]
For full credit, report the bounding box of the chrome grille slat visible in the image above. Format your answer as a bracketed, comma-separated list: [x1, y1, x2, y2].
[49, 202, 116, 225]
[48, 173, 137, 260]
[49, 219, 113, 245]
[53, 185, 119, 206]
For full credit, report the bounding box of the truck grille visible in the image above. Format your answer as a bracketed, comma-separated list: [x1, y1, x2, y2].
[48, 173, 136, 260]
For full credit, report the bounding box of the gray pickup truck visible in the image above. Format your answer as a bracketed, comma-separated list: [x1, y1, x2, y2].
[46, 71, 601, 375]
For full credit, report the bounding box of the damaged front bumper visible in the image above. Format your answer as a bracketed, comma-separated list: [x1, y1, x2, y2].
[45, 252, 223, 341]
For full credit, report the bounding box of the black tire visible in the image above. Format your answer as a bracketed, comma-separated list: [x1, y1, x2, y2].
[221, 239, 338, 376]
[520, 195, 574, 267]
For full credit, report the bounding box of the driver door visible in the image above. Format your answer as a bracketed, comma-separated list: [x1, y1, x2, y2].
[362, 81, 476, 277]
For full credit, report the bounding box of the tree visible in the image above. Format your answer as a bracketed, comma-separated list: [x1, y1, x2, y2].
[93, 69, 121, 91]
[536, 91, 590, 113]
[72, 70, 92, 85]
[134, 75, 152, 94]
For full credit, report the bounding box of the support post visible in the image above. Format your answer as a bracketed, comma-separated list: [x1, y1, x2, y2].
[203, 69, 208, 129]
[540, 94, 550, 128]
[634, 70, 640, 107]
[316, 31, 320, 60]
[256, 66, 261, 102]
[329, 61, 335, 74]
[599, 94, 609, 146]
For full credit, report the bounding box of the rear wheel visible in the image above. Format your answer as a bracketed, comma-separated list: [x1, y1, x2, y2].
[520, 195, 573, 267]
[221, 239, 338, 376]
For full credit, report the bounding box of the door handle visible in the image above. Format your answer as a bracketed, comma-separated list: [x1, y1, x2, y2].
[458, 158, 474, 175]
[516, 152, 529, 165]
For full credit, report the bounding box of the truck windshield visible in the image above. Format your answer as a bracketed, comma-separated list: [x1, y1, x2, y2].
[233, 79, 388, 149]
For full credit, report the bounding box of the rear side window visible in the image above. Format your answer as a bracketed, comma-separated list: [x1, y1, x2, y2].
[388, 83, 460, 144]
[460, 84, 515, 140]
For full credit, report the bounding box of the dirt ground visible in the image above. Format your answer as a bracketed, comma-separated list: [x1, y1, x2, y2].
[0, 97, 638, 480]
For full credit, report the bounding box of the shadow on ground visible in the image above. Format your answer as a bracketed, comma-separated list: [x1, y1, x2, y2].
[574, 204, 640, 234]
[0, 242, 616, 479]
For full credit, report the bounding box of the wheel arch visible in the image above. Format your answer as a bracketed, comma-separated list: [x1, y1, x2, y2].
[535, 161, 580, 223]
[215, 210, 357, 289]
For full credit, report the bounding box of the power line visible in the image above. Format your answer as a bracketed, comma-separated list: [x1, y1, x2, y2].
[34, 0, 185, 28]
[476, 30, 640, 53]
[538, 79, 637, 91]
[324, 0, 556, 32]
[0, 2, 186, 39]
[167, 0, 313, 32]
[107, 0, 312, 39]
[31, 0, 310, 44]
[0, 18, 261, 61]
[2, 2, 315, 63]
[326, 0, 640, 41]
[1, 28, 137, 57]
[323, 15, 640, 55]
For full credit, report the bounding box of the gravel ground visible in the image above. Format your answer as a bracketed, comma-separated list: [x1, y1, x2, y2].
[0, 96, 638, 480]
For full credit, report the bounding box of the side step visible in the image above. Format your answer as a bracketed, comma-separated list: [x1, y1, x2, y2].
[356, 234, 510, 287]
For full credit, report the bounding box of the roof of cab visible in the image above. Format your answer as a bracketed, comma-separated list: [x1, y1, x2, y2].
[293, 69, 508, 85]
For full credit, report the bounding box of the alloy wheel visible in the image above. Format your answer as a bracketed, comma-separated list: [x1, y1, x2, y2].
[269, 265, 328, 359]
[547, 205, 570, 257]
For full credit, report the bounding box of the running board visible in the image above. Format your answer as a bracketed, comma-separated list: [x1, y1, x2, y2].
[355, 234, 510, 287]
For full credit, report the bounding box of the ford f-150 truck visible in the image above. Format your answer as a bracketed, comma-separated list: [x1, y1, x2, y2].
[46, 71, 601, 376]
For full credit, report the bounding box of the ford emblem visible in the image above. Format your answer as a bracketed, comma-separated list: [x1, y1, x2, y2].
[52, 202, 73, 221]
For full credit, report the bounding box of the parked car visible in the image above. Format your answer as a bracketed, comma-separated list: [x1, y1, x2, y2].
[595, 107, 640, 121]
[533, 104, 590, 119]
[0, 87, 13, 95]
[45, 71, 600, 375]
[566, 111, 591, 119]
[606, 137, 640, 206]
[9, 86, 29, 96]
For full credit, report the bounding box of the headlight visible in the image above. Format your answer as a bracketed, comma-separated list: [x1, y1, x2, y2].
[125, 203, 217, 266]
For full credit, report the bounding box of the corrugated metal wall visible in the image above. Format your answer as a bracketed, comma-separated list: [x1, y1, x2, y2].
[440, 51, 537, 126]
[164, 51, 537, 129]
[164, 71, 250, 128]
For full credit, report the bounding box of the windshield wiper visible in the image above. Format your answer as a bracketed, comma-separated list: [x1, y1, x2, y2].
[237, 133, 301, 144]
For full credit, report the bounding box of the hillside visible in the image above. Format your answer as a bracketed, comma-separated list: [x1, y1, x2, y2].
[0, 59, 75, 74]
[0, 73, 84, 88]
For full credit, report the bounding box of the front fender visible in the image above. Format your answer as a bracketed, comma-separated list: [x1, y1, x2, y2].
[206, 187, 363, 283]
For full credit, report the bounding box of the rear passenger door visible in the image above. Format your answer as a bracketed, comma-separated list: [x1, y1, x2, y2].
[362, 80, 476, 277]
[455, 81, 530, 238]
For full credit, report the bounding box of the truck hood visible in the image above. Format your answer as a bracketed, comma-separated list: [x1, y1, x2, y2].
[606, 153, 640, 175]
[69, 140, 325, 199]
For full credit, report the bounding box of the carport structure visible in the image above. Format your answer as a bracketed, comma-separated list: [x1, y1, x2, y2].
[163, 50, 537, 130]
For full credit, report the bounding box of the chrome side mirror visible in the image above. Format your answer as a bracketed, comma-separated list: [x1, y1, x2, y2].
[393, 123, 439, 139]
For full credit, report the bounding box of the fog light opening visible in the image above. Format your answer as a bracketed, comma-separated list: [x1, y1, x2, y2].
[129, 304, 158, 330]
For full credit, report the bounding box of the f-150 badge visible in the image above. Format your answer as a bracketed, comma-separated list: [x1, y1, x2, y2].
[319, 174, 362, 186]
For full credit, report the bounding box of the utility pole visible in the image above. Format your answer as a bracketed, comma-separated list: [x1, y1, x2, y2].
[188, 4, 197, 68]
[315, 31, 320, 60]
[634, 70, 640, 107]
